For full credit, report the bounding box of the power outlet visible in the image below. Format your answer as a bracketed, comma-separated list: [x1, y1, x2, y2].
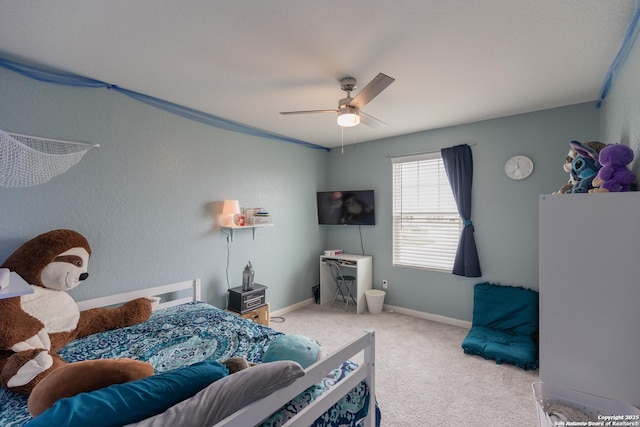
[382, 280, 388, 289]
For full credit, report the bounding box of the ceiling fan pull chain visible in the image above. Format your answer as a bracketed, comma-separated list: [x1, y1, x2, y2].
[354, 126, 357, 147]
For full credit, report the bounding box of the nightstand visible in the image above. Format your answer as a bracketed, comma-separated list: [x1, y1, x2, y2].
[227, 284, 267, 313]
[227, 303, 270, 327]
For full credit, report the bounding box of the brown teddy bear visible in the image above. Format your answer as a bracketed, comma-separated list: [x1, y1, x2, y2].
[222, 357, 254, 374]
[0, 229, 154, 398]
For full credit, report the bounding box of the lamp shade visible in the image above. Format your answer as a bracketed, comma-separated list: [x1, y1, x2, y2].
[221, 200, 241, 215]
[218, 200, 241, 228]
[337, 106, 360, 127]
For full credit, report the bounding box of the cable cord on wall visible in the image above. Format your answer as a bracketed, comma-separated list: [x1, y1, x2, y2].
[221, 228, 232, 289]
[358, 225, 365, 255]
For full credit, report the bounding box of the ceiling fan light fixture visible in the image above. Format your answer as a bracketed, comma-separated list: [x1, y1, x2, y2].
[337, 106, 360, 127]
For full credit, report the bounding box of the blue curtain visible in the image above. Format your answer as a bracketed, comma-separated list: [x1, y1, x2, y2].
[441, 144, 481, 277]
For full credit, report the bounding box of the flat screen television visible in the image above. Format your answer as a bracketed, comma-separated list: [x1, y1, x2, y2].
[317, 190, 375, 225]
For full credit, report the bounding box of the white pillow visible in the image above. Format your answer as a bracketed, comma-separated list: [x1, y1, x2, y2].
[125, 360, 304, 427]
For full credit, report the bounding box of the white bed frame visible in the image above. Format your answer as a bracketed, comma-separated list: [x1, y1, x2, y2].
[77, 279, 376, 427]
[76, 279, 202, 311]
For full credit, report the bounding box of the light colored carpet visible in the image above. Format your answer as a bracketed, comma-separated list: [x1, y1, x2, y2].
[269, 303, 540, 427]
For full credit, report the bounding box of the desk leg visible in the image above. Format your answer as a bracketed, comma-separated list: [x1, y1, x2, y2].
[319, 262, 335, 306]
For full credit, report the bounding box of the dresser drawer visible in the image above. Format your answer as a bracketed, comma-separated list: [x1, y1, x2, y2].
[227, 303, 270, 327]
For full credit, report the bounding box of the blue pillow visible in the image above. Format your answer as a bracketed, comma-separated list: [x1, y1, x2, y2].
[262, 334, 321, 368]
[471, 282, 538, 336]
[26, 360, 228, 427]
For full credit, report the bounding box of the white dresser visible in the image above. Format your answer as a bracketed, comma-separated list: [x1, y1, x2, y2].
[539, 193, 640, 407]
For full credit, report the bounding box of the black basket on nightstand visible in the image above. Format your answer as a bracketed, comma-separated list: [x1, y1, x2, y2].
[227, 284, 267, 314]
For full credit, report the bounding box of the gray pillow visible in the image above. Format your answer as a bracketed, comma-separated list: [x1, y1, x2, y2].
[125, 360, 304, 427]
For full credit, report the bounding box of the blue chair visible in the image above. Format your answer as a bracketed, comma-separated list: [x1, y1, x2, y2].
[461, 282, 539, 370]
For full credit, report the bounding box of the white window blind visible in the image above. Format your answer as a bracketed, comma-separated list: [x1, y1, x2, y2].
[392, 152, 462, 271]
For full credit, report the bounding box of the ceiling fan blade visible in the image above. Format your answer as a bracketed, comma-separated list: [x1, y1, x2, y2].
[359, 111, 387, 128]
[280, 109, 338, 115]
[349, 73, 395, 109]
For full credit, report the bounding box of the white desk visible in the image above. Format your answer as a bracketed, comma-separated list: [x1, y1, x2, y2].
[319, 254, 372, 314]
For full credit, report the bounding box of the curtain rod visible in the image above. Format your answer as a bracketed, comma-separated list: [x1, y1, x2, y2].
[386, 142, 476, 159]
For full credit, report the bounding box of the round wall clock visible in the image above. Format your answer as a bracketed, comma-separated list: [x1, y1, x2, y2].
[504, 155, 534, 180]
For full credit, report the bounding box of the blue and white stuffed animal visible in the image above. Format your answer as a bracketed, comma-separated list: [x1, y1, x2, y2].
[565, 141, 603, 194]
[555, 141, 607, 194]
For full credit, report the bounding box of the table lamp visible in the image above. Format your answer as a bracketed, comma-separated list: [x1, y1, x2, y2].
[219, 199, 241, 227]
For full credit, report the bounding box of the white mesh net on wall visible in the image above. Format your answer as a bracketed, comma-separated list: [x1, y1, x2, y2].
[0, 129, 98, 188]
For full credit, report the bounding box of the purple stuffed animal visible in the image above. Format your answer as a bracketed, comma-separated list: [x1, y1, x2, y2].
[590, 144, 636, 192]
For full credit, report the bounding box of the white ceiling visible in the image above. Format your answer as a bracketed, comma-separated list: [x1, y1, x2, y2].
[0, 1, 635, 149]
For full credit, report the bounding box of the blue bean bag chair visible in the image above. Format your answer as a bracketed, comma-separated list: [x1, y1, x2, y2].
[461, 282, 539, 370]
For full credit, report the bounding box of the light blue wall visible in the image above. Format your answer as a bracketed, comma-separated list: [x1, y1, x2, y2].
[0, 66, 327, 310]
[600, 23, 640, 174]
[324, 103, 600, 321]
[2, 52, 624, 323]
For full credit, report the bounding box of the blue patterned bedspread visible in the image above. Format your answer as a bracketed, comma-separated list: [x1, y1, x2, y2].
[0, 302, 376, 427]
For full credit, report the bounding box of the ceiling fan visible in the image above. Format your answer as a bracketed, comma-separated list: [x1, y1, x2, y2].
[280, 73, 395, 128]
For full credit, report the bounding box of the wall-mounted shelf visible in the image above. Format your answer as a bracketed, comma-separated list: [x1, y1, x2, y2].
[0, 270, 34, 300]
[222, 224, 273, 241]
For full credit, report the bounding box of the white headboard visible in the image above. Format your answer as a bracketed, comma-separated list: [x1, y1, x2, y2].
[76, 279, 201, 311]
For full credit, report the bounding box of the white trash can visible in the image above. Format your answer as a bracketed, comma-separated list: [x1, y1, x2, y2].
[365, 289, 386, 314]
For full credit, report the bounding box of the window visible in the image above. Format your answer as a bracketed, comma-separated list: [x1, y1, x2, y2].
[392, 152, 461, 271]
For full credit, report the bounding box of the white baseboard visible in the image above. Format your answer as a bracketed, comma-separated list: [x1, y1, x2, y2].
[270, 298, 314, 317]
[272, 299, 472, 329]
[383, 304, 472, 329]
